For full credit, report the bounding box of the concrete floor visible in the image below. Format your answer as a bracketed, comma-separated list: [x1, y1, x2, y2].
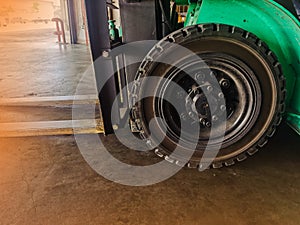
[0, 28, 95, 98]
[0, 28, 299, 225]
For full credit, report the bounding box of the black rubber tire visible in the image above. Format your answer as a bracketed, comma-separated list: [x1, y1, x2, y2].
[131, 24, 286, 169]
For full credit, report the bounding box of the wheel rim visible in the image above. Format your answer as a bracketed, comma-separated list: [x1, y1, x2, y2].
[155, 53, 262, 150]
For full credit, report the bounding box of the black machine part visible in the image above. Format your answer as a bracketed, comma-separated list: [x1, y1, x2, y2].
[119, 0, 157, 43]
[85, 0, 117, 134]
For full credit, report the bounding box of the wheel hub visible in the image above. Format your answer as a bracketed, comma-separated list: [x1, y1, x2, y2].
[185, 85, 219, 127]
[184, 70, 236, 129]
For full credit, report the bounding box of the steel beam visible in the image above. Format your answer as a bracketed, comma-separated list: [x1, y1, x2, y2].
[84, 0, 117, 134]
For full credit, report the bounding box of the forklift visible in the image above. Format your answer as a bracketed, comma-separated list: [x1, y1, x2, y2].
[83, 0, 300, 169]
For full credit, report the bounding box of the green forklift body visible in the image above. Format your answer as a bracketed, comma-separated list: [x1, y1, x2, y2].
[183, 0, 300, 134]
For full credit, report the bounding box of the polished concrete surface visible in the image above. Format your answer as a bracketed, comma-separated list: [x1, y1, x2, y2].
[0, 28, 95, 98]
[0, 28, 299, 225]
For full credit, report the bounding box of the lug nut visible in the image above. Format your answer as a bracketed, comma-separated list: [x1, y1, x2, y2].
[199, 118, 206, 126]
[205, 121, 211, 128]
[218, 92, 224, 98]
[200, 118, 211, 127]
[220, 79, 230, 88]
[220, 105, 226, 111]
[212, 115, 218, 121]
[207, 86, 213, 92]
[195, 73, 205, 81]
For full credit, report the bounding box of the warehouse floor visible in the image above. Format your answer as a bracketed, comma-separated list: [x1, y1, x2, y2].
[0, 28, 299, 225]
